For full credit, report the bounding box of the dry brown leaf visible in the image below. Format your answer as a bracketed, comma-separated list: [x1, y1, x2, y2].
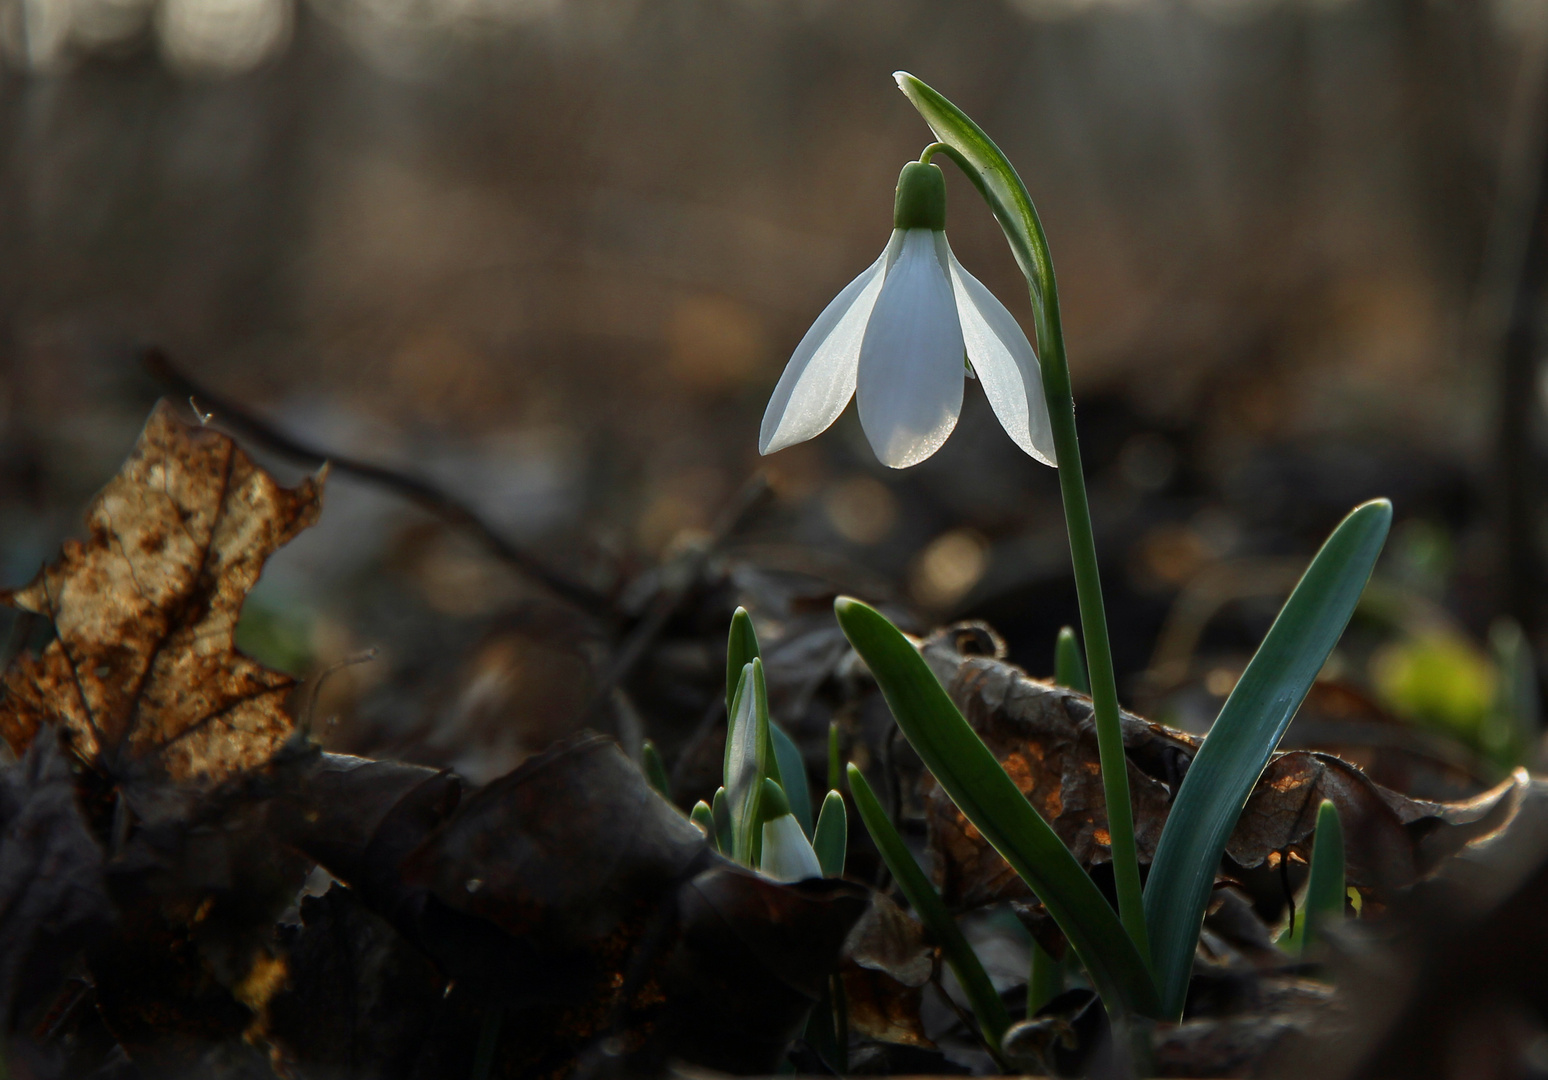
[835, 892, 936, 1050]
[0, 401, 323, 786]
[841, 964, 935, 1049]
[921, 641, 1193, 907]
[843, 891, 934, 989]
[1227, 751, 1522, 892]
[920, 645, 1526, 908]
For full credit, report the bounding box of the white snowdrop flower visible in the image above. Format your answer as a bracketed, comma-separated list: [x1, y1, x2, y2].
[760, 161, 1056, 470]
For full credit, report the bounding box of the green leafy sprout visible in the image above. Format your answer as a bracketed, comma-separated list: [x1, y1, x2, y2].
[713, 607, 843, 881]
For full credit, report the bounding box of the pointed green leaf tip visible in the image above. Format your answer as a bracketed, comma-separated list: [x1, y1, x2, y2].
[1300, 799, 1346, 956]
[711, 787, 732, 855]
[813, 790, 847, 877]
[1055, 626, 1089, 694]
[726, 606, 760, 717]
[691, 800, 717, 850]
[642, 740, 672, 801]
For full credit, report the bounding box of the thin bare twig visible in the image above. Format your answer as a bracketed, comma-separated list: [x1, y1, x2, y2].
[142, 348, 614, 618]
[583, 472, 772, 723]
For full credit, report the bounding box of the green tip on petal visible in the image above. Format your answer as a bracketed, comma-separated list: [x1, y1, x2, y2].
[894, 161, 946, 231]
[760, 776, 792, 819]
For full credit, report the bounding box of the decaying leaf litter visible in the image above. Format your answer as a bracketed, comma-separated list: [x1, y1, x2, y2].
[0, 399, 1545, 1079]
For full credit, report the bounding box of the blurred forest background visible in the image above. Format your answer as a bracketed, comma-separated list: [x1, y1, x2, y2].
[3, 0, 1548, 797]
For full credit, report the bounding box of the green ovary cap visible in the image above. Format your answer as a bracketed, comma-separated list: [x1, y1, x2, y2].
[894, 161, 946, 231]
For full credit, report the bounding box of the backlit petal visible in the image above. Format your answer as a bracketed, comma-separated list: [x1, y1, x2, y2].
[856, 229, 964, 469]
[760, 813, 823, 882]
[939, 235, 1056, 467]
[760, 232, 904, 455]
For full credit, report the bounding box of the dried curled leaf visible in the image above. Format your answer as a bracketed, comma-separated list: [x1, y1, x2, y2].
[922, 646, 1526, 908]
[1227, 751, 1522, 892]
[0, 401, 323, 786]
[921, 641, 1193, 908]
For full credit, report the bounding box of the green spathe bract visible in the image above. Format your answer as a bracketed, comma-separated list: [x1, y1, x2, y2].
[834, 597, 1160, 1019]
[1144, 499, 1391, 1017]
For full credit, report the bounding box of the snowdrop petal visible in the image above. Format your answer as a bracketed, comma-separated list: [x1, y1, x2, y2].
[857, 229, 965, 468]
[760, 232, 904, 455]
[759, 813, 824, 882]
[939, 235, 1056, 467]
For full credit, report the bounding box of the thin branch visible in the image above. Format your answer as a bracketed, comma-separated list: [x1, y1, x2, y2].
[583, 472, 771, 723]
[142, 348, 614, 618]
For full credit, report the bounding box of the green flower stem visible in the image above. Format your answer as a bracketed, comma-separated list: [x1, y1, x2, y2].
[913, 96, 1147, 964]
[1027, 939, 1064, 1017]
[848, 764, 1012, 1059]
[1012, 216, 1147, 965]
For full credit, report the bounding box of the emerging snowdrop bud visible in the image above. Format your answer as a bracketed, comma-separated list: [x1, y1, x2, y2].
[757, 778, 823, 883]
[760, 160, 1056, 469]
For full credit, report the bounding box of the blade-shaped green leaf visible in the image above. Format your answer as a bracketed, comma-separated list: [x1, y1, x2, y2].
[1144, 499, 1391, 1018]
[848, 764, 1011, 1055]
[834, 598, 1160, 1020]
[771, 721, 813, 837]
[812, 790, 847, 877]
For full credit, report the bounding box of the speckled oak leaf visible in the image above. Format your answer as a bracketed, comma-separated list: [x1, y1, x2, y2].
[0, 400, 324, 786]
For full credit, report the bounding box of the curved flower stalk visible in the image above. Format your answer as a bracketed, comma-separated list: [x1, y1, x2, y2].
[760, 162, 1055, 469]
